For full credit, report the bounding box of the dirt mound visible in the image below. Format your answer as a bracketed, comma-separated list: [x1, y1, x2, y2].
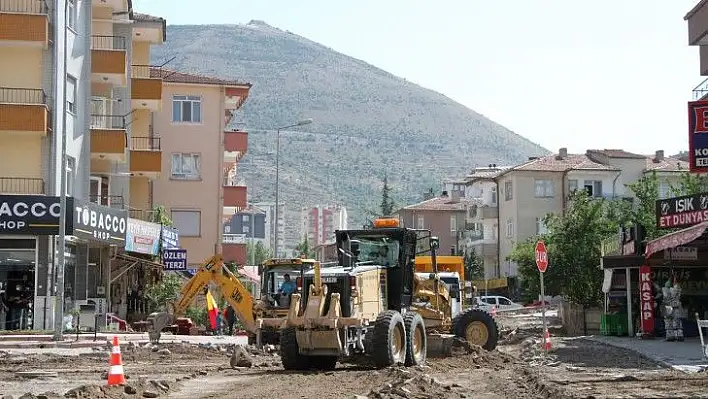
[362, 367, 469, 399]
[64, 377, 172, 398]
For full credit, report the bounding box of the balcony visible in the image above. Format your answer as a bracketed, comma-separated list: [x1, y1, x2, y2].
[224, 86, 250, 110]
[223, 233, 247, 244]
[687, 1, 708, 46]
[0, 0, 49, 48]
[90, 128, 126, 162]
[693, 78, 708, 101]
[0, 87, 50, 135]
[223, 177, 247, 209]
[128, 208, 156, 222]
[91, 35, 127, 86]
[224, 124, 248, 162]
[0, 177, 44, 194]
[130, 65, 162, 111]
[89, 194, 124, 209]
[129, 137, 161, 178]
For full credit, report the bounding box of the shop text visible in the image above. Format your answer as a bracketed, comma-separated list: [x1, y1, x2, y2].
[639, 265, 655, 335]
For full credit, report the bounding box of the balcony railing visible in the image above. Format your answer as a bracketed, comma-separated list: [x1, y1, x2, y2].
[90, 35, 127, 51]
[223, 233, 247, 244]
[694, 77, 708, 101]
[89, 195, 124, 209]
[0, 0, 47, 13]
[0, 87, 46, 104]
[91, 115, 125, 129]
[128, 208, 155, 222]
[0, 177, 44, 194]
[131, 64, 160, 79]
[130, 136, 161, 150]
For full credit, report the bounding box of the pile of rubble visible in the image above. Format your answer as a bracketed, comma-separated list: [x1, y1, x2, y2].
[518, 337, 559, 367]
[3, 377, 174, 399]
[357, 367, 469, 399]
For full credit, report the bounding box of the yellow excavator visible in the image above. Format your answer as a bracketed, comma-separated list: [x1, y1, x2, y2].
[145, 255, 317, 345]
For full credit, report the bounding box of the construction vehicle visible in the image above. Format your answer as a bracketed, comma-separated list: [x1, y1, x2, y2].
[145, 255, 317, 345]
[259, 217, 499, 371]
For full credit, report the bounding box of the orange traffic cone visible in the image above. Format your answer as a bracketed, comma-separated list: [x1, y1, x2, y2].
[491, 306, 497, 317]
[541, 329, 552, 351]
[107, 336, 125, 386]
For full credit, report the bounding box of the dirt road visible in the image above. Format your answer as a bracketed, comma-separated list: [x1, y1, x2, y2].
[2, 315, 708, 399]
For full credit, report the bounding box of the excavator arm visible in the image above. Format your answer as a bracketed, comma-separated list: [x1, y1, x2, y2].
[146, 255, 257, 343]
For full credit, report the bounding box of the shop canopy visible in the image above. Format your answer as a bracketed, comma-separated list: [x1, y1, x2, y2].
[644, 220, 708, 258]
[236, 266, 260, 283]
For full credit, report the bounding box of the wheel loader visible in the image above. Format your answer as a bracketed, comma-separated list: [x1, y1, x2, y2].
[145, 255, 317, 346]
[258, 217, 499, 370]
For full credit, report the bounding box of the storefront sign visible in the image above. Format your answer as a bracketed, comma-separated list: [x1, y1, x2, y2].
[0, 195, 74, 235]
[663, 246, 698, 261]
[125, 218, 161, 255]
[639, 265, 655, 335]
[160, 226, 180, 249]
[656, 192, 708, 229]
[162, 248, 187, 270]
[72, 199, 127, 245]
[688, 100, 708, 173]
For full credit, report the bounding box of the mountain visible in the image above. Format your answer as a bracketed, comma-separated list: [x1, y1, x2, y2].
[150, 21, 549, 238]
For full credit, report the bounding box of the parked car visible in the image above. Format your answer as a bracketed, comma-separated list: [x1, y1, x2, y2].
[476, 295, 525, 312]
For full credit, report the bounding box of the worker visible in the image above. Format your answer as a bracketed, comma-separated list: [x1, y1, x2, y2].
[372, 246, 390, 266]
[279, 274, 297, 308]
[225, 306, 236, 335]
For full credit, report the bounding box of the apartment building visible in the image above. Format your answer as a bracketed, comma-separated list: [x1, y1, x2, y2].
[461, 166, 509, 279]
[497, 148, 689, 277]
[300, 205, 348, 246]
[396, 193, 471, 255]
[686, 1, 708, 99]
[150, 71, 251, 267]
[223, 204, 267, 251]
[254, 201, 285, 253]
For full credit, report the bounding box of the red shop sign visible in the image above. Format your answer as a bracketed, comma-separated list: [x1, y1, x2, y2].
[639, 265, 655, 335]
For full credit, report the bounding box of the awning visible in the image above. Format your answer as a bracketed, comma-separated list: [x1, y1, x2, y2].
[236, 266, 260, 283]
[645, 221, 708, 258]
[110, 252, 166, 284]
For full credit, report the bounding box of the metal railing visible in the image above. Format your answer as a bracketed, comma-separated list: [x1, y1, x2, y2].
[0, 87, 46, 104]
[0, 0, 47, 13]
[128, 208, 156, 221]
[223, 233, 246, 244]
[89, 195, 124, 209]
[91, 115, 125, 129]
[130, 136, 161, 151]
[226, 122, 247, 132]
[0, 177, 44, 194]
[694, 77, 708, 101]
[90, 35, 127, 51]
[131, 65, 160, 79]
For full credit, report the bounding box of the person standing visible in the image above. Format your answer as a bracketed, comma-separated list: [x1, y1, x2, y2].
[225, 306, 236, 335]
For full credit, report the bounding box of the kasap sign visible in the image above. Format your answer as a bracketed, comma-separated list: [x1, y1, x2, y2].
[688, 100, 708, 173]
[72, 199, 127, 245]
[656, 192, 708, 229]
[0, 195, 74, 235]
[125, 218, 161, 255]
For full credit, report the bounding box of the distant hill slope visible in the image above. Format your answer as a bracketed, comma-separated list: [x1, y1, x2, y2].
[151, 21, 548, 236]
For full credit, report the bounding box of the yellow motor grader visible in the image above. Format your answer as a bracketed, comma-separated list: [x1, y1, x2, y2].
[257, 218, 499, 370]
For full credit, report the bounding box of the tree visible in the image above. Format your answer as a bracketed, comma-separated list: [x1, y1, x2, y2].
[246, 241, 274, 264]
[150, 205, 173, 226]
[464, 251, 484, 281]
[294, 235, 316, 258]
[380, 175, 395, 216]
[508, 236, 563, 303]
[144, 273, 182, 313]
[671, 172, 708, 196]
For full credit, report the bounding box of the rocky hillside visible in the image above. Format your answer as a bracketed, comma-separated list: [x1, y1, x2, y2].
[151, 21, 548, 233]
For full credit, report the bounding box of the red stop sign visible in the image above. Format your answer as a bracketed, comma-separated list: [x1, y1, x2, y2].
[535, 241, 548, 273]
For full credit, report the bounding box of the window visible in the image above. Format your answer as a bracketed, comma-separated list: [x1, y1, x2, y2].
[66, 75, 77, 114]
[243, 225, 250, 234]
[535, 217, 548, 235]
[172, 95, 202, 123]
[658, 182, 671, 199]
[504, 180, 513, 201]
[568, 179, 578, 193]
[491, 186, 497, 205]
[498, 297, 512, 306]
[505, 218, 514, 237]
[416, 215, 424, 229]
[66, 156, 75, 196]
[534, 179, 554, 198]
[171, 153, 201, 179]
[584, 180, 603, 198]
[224, 225, 231, 233]
[243, 215, 250, 223]
[450, 215, 457, 232]
[67, 0, 76, 30]
[171, 210, 201, 237]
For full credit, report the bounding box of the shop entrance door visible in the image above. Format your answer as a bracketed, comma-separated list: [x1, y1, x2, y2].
[0, 239, 36, 330]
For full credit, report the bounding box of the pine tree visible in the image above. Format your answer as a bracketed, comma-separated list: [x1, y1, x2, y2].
[380, 175, 395, 216]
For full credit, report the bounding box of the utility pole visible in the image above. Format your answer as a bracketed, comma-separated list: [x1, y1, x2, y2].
[250, 204, 255, 265]
[53, 0, 70, 341]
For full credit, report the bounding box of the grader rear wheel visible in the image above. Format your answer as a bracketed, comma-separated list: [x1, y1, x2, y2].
[372, 310, 407, 368]
[451, 309, 499, 351]
[403, 312, 426, 366]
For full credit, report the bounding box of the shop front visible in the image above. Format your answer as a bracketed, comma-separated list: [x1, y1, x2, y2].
[0, 195, 72, 331]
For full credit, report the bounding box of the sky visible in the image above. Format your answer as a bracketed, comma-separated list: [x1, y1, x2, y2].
[134, 0, 701, 156]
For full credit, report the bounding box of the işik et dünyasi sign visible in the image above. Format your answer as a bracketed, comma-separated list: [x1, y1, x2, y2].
[656, 192, 708, 229]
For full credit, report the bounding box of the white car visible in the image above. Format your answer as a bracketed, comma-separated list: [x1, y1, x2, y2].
[476, 295, 524, 312]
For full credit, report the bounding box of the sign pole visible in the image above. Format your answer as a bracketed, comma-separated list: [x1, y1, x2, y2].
[535, 240, 549, 355]
[540, 270, 547, 352]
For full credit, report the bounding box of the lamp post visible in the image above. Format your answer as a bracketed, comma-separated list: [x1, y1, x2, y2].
[274, 118, 312, 257]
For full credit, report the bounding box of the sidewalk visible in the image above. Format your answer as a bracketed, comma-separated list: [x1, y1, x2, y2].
[0, 333, 248, 349]
[588, 335, 708, 373]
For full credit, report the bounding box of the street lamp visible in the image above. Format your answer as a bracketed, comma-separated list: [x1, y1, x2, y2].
[274, 118, 312, 257]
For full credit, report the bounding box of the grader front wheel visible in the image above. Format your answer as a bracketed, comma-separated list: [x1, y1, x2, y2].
[372, 310, 407, 368]
[452, 309, 499, 351]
